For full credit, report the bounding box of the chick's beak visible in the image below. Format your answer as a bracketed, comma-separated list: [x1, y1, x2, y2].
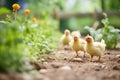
[85, 37, 91, 43]
[74, 36, 78, 41]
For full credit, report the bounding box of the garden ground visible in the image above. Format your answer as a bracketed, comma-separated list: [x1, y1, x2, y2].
[0, 44, 120, 80]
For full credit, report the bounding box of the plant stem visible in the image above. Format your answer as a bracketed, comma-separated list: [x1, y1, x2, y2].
[13, 10, 17, 20]
[15, 10, 17, 20]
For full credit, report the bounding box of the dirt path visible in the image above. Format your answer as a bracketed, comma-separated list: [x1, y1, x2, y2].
[0, 49, 120, 80]
[39, 49, 120, 80]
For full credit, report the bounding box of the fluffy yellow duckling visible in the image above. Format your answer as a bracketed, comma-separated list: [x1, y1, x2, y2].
[60, 29, 72, 49]
[85, 35, 106, 62]
[70, 35, 86, 57]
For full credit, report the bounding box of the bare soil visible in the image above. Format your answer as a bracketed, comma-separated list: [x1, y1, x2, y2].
[0, 47, 120, 80]
[42, 49, 120, 80]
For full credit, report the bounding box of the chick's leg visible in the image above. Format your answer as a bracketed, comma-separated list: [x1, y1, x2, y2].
[90, 55, 93, 62]
[98, 56, 101, 62]
[75, 51, 79, 58]
[83, 51, 86, 57]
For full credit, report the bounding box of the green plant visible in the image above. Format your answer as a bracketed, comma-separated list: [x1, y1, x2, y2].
[0, 2, 61, 73]
[0, 7, 10, 15]
[0, 21, 31, 73]
[23, 18, 61, 55]
[85, 13, 120, 49]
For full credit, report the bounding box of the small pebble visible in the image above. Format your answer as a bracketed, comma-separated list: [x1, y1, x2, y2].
[93, 63, 100, 66]
[39, 69, 47, 74]
[116, 55, 120, 58]
[72, 58, 83, 62]
[101, 65, 106, 69]
[41, 58, 45, 62]
[60, 66, 72, 70]
[105, 67, 108, 69]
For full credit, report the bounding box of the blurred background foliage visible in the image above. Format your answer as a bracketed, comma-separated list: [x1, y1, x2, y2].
[26, 0, 120, 34]
[0, 0, 120, 32]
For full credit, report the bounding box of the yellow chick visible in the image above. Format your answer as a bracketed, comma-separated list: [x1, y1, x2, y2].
[70, 35, 86, 58]
[60, 29, 72, 49]
[71, 30, 81, 38]
[85, 35, 106, 62]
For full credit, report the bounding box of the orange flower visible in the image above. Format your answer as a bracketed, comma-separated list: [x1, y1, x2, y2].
[24, 9, 30, 14]
[39, 19, 43, 24]
[12, 3, 20, 11]
[32, 17, 37, 22]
